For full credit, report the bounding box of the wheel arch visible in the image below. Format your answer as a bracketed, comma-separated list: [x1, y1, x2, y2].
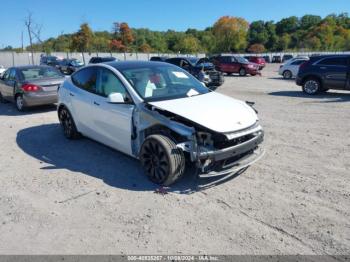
[57, 103, 75, 124]
[302, 74, 323, 88]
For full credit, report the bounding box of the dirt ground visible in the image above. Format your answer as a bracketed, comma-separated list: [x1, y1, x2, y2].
[0, 64, 349, 255]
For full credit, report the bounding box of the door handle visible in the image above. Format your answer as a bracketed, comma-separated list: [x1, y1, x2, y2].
[69, 92, 75, 96]
[320, 67, 327, 70]
[93, 101, 100, 106]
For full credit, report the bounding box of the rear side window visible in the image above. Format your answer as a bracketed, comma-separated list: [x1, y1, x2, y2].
[71, 67, 97, 93]
[19, 67, 63, 80]
[318, 57, 348, 66]
[220, 57, 232, 63]
[2, 69, 10, 80]
[166, 58, 180, 66]
[9, 69, 17, 80]
[101, 57, 115, 62]
[291, 60, 306, 65]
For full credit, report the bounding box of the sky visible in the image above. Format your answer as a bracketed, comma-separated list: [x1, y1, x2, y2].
[0, 0, 349, 48]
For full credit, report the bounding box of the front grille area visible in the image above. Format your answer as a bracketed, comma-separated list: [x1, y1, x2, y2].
[208, 71, 222, 80]
[214, 133, 256, 149]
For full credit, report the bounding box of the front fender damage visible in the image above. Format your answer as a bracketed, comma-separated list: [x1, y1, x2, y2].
[131, 103, 264, 177]
[131, 104, 198, 161]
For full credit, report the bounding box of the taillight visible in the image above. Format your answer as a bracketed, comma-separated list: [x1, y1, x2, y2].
[299, 61, 310, 70]
[21, 84, 40, 92]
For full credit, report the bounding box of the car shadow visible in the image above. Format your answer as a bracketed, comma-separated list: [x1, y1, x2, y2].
[268, 77, 295, 82]
[0, 102, 57, 116]
[16, 124, 245, 195]
[269, 90, 350, 103]
[224, 74, 257, 78]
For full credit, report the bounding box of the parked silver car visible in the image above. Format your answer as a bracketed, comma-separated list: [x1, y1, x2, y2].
[0, 65, 65, 111]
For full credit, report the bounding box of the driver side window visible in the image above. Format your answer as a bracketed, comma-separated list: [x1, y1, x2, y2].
[96, 68, 128, 98]
[2, 69, 11, 80]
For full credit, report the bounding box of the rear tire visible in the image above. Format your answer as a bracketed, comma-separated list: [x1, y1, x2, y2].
[283, 70, 292, 79]
[140, 134, 185, 186]
[239, 68, 247, 76]
[302, 77, 321, 95]
[15, 94, 25, 111]
[58, 107, 80, 139]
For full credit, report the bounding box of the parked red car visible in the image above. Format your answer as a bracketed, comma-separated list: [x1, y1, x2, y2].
[210, 55, 260, 76]
[249, 56, 266, 70]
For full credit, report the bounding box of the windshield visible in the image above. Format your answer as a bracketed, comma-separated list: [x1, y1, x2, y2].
[186, 57, 199, 66]
[119, 64, 209, 102]
[236, 57, 249, 63]
[19, 67, 63, 80]
[70, 59, 84, 66]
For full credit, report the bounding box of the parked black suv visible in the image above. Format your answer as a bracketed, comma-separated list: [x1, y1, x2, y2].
[165, 57, 224, 88]
[272, 56, 282, 63]
[296, 55, 350, 95]
[57, 58, 84, 75]
[150, 56, 168, 62]
[89, 57, 117, 64]
[40, 55, 61, 67]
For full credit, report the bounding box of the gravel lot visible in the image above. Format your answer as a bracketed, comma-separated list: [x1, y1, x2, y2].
[0, 64, 349, 255]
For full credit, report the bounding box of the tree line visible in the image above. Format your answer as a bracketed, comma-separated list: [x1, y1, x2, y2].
[3, 13, 350, 54]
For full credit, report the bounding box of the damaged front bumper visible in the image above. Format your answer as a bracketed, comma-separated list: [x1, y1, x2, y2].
[198, 130, 264, 161]
[193, 128, 264, 177]
[199, 146, 265, 177]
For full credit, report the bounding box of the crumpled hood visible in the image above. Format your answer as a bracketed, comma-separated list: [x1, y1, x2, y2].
[149, 92, 258, 133]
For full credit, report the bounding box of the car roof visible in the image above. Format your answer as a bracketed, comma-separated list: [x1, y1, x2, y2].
[10, 65, 54, 70]
[103, 60, 172, 70]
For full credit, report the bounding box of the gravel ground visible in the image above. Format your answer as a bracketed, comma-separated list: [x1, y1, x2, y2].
[0, 64, 349, 255]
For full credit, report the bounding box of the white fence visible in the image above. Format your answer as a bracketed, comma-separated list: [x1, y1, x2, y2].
[1, 51, 350, 68]
[0, 52, 206, 68]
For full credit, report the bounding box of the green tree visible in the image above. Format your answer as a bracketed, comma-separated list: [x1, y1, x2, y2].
[248, 20, 269, 45]
[276, 16, 299, 35]
[264, 21, 278, 50]
[71, 23, 94, 52]
[247, 43, 265, 53]
[276, 34, 291, 51]
[300, 15, 322, 30]
[139, 43, 152, 53]
[174, 35, 201, 53]
[212, 16, 249, 52]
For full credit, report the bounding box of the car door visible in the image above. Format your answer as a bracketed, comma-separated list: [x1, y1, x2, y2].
[219, 56, 232, 73]
[1, 68, 17, 101]
[90, 67, 134, 155]
[69, 67, 99, 136]
[346, 57, 350, 90]
[290, 60, 306, 77]
[316, 56, 348, 89]
[0, 69, 11, 98]
[231, 57, 241, 73]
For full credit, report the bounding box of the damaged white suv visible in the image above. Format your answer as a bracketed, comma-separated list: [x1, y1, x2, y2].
[58, 61, 264, 185]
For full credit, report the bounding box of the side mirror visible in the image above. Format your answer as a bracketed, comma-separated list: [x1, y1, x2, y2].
[107, 92, 125, 104]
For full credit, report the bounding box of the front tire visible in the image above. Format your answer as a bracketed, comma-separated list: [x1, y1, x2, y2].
[239, 68, 247, 76]
[283, 70, 292, 79]
[58, 107, 80, 139]
[140, 134, 185, 186]
[302, 78, 321, 95]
